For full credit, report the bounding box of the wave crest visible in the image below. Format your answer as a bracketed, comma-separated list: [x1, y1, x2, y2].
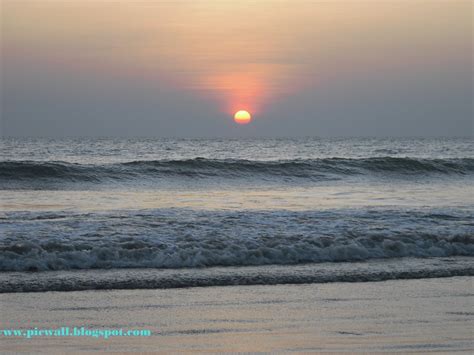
[1, 157, 473, 186]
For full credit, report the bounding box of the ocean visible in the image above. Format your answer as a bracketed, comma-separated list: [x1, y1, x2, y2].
[0, 137, 473, 292]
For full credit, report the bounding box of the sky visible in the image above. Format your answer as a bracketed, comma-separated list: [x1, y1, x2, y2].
[1, 0, 472, 137]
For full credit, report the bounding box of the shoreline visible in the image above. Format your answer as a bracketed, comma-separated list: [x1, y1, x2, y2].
[1, 256, 473, 293]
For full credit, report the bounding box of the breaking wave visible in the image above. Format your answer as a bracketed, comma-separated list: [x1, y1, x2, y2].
[1, 208, 472, 272]
[0, 157, 473, 187]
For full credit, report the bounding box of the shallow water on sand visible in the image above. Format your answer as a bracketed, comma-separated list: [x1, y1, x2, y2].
[0, 277, 472, 353]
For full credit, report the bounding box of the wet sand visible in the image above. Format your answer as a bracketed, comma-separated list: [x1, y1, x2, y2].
[1, 277, 472, 353]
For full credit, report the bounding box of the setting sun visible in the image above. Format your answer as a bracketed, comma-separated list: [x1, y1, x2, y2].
[234, 110, 252, 125]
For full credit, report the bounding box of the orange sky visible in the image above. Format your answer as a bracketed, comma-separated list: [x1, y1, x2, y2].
[2, 0, 472, 136]
[4, 0, 470, 115]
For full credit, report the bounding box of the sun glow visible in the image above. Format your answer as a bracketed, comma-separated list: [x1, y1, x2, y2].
[234, 110, 252, 124]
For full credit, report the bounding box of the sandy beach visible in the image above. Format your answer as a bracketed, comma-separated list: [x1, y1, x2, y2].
[1, 277, 472, 353]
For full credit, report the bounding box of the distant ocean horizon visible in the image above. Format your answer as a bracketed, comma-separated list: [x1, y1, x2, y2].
[1, 137, 473, 292]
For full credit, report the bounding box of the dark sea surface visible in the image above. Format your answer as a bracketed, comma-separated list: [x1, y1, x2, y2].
[0, 137, 473, 292]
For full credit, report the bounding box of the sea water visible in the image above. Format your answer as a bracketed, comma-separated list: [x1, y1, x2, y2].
[0, 137, 473, 292]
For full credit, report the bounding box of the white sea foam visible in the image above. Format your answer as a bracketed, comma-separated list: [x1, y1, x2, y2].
[1, 208, 472, 272]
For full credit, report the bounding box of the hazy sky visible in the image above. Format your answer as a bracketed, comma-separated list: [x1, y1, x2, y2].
[1, 0, 472, 137]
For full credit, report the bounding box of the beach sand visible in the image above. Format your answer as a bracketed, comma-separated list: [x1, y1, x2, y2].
[1, 277, 472, 353]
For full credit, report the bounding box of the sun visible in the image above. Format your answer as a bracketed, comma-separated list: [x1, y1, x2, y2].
[234, 110, 252, 124]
